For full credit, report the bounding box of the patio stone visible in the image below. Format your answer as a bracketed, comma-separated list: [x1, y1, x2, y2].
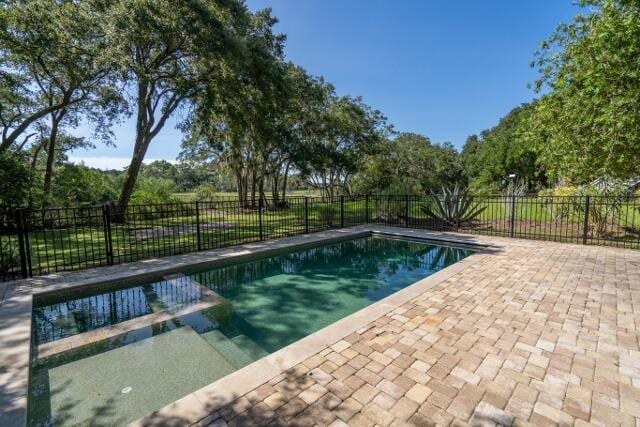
[4, 226, 640, 426]
[198, 228, 640, 426]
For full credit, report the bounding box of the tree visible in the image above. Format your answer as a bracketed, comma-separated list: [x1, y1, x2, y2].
[181, 8, 293, 207]
[0, 0, 125, 207]
[300, 95, 388, 200]
[353, 133, 464, 194]
[0, 150, 31, 207]
[461, 104, 544, 192]
[29, 131, 94, 207]
[49, 164, 119, 206]
[139, 160, 178, 182]
[525, 0, 640, 183]
[0, 0, 121, 155]
[105, 0, 249, 213]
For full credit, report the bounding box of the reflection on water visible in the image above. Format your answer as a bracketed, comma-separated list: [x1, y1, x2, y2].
[33, 276, 212, 344]
[190, 237, 474, 352]
[28, 236, 474, 426]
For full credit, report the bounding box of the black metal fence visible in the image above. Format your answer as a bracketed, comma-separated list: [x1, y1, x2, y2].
[1, 194, 639, 281]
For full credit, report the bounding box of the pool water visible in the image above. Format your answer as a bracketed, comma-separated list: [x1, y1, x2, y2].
[28, 235, 474, 426]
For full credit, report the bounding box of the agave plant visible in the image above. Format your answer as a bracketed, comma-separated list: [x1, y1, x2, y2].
[420, 185, 486, 226]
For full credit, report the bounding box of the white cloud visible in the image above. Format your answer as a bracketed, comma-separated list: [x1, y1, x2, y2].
[67, 156, 176, 170]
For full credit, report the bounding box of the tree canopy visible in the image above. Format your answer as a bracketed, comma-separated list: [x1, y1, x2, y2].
[525, 0, 640, 183]
[1, 0, 639, 208]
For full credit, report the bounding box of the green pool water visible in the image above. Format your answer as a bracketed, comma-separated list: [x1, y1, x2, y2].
[28, 235, 474, 426]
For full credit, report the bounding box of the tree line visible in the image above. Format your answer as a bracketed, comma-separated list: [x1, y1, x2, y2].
[1, 0, 639, 210]
[0, 0, 388, 210]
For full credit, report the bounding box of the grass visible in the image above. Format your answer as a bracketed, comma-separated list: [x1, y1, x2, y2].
[3, 195, 639, 279]
[172, 190, 321, 202]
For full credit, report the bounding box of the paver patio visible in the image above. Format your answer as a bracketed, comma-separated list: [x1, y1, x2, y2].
[181, 231, 640, 426]
[2, 226, 640, 426]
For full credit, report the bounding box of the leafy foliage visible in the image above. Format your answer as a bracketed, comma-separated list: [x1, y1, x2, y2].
[353, 133, 464, 194]
[130, 178, 178, 206]
[461, 104, 544, 192]
[194, 184, 220, 201]
[50, 164, 119, 206]
[0, 239, 20, 275]
[525, 0, 640, 182]
[0, 150, 31, 207]
[573, 182, 628, 238]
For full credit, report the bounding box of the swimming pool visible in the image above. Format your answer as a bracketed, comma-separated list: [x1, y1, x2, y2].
[28, 234, 475, 425]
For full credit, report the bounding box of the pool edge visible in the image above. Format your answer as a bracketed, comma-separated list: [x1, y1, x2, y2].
[128, 232, 497, 426]
[0, 225, 500, 427]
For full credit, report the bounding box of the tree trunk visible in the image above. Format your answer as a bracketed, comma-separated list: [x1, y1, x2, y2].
[271, 170, 279, 202]
[117, 132, 150, 215]
[43, 109, 66, 202]
[281, 161, 290, 200]
[250, 169, 257, 208]
[259, 173, 266, 208]
[116, 79, 183, 214]
[235, 169, 245, 205]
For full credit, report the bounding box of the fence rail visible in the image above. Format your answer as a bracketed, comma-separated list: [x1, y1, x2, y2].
[1, 194, 639, 281]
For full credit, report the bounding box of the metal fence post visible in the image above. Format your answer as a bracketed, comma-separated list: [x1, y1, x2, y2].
[510, 195, 516, 238]
[340, 195, 345, 228]
[14, 208, 29, 278]
[405, 195, 410, 228]
[258, 197, 264, 240]
[304, 197, 309, 233]
[582, 195, 590, 245]
[102, 204, 114, 265]
[195, 201, 202, 251]
[365, 195, 370, 223]
[455, 196, 460, 232]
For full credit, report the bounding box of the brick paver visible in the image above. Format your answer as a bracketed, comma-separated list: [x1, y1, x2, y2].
[195, 239, 640, 426]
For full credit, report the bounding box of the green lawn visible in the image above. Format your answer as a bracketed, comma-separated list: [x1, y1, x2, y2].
[173, 190, 321, 202]
[10, 196, 640, 277]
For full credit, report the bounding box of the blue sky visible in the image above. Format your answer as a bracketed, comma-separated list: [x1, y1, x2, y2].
[70, 0, 582, 169]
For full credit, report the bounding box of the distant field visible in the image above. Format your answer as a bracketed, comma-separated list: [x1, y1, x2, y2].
[173, 190, 321, 201]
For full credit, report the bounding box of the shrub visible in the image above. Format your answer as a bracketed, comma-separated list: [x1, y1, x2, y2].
[194, 184, 219, 201]
[316, 205, 337, 226]
[0, 239, 20, 276]
[538, 186, 578, 220]
[50, 164, 118, 207]
[374, 196, 406, 222]
[130, 178, 178, 205]
[573, 183, 626, 238]
[540, 182, 627, 238]
[0, 151, 31, 207]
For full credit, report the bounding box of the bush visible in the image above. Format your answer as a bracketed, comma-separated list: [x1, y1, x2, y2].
[538, 186, 578, 220]
[130, 178, 178, 205]
[539, 182, 627, 238]
[50, 164, 119, 207]
[194, 184, 219, 201]
[374, 196, 406, 222]
[573, 183, 626, 238]
[316, 205, 337, 226]
[0, 151, 31, 207]
[0, 239, 20, 276]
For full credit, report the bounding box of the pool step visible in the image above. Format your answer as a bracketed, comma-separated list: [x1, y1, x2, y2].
[200, 330, 257, 369]
[36, 327, 237, 426]
[230, 334, 269, 360]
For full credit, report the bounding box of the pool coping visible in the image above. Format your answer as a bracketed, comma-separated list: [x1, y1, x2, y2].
[0, 225, 503, 427]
